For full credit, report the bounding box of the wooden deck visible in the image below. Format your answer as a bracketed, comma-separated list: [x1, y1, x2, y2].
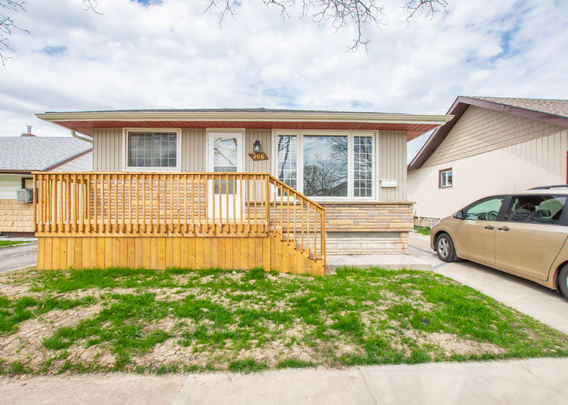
[33, 172, 326, 275]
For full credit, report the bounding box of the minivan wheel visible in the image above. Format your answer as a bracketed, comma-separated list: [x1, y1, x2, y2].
[558, 265, 568, 299]
[436, 233, 456, 262]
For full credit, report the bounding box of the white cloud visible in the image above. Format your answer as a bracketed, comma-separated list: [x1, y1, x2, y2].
[0, 0, 567, 158]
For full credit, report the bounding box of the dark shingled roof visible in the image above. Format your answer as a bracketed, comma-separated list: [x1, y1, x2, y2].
[0, 137, 92, 172]
[468, 97, 568, 119]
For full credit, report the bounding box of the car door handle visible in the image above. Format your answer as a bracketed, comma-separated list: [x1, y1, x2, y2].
[498, 226, 510, 232]
[484, 225, 495, 230]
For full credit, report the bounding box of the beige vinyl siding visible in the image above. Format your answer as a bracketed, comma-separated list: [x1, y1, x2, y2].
[409, 129, 568, 219]
[93, 128, 122, 171]
[424, 106, 566, 168]
[181, 129, 206, 171]
[379, 131, 407, 202]
[49, 151, 93, 172]
[245, 129, 272, 173]
[0, 175, 22, 199]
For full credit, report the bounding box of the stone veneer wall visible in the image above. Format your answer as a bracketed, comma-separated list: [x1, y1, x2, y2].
[321, 202, 413, 255]
[0, 199, 34, 233]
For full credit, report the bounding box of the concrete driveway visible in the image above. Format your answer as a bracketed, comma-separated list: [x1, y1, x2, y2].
[0, 242, 37, 273]
[409, 232, 568, 335]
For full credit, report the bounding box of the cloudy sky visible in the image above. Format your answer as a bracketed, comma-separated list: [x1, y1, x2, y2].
[1, 0, 567, 161]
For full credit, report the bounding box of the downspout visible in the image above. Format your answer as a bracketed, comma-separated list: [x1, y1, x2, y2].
[71, 130, 93, 144]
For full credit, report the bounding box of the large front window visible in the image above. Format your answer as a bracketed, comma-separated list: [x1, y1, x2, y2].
[303, 135, 348, 197]
[128, 132, 177, 168]
[276, 132, 374, 199]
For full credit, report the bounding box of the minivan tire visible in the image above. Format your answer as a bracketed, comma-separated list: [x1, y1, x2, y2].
[558, 265, 568, 299]
[436, 233, 456, 262]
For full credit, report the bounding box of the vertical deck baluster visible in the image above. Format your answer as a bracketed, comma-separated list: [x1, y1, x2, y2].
[81, 174, 86, 234]
[272, 182, 276, 236]
[293, 191, 297, 247]
[38, 175, 43, 233]
[232, 175, 236, 234]
[198, 174, 202, 234]
[170, 174, 174, 234]
[190, 175, 195, 234]
[253, 174, 258, 234]
[307, 201, 310, 257]
[247, 177, 251, 234]
[314, 208, 318, 260]
[240, 176, 244, 233]
[264, 175, 270, 233]
[86, 175, 91, 234]
[32, 174, 37, 233]
[321, 210, 326, 266]
[205, 174, 210, 234]
[176, 174, 180, 234]
[279, 182, 283, 239]
[94, 175, 99, 234]
[56, 174, 62, 234]
[301, 199, 305, 251]
[286, 188, 290, 243]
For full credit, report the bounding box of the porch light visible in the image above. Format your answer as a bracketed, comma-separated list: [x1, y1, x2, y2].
[253, 139, 262, 153]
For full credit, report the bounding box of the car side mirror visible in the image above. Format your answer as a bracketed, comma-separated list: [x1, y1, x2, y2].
[455, 210, 464, 219]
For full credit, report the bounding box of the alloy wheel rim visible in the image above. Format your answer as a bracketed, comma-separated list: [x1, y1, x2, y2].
[438, 239, 449, 258]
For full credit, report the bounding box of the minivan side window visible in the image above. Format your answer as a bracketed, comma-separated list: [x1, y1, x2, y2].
[504, 195, 566, 225]
[464, 197, 505, 221]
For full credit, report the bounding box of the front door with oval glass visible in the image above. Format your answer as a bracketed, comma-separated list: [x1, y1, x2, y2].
[207, 133, 244, 220]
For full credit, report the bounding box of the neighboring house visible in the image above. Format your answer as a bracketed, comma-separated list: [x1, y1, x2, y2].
[408, 97, 568, 225]
[0, 128, 93, 237]
[34, 108, 451, 273]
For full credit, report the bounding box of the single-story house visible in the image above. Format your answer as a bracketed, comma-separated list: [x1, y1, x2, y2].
[408, 97, 568, 225]
[34, 108, 452, 274]
[0, 127, 92, 237]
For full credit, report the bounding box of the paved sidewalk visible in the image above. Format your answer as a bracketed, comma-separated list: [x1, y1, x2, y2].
[0, 242, 37, 273]
[2, 358, 568, 405]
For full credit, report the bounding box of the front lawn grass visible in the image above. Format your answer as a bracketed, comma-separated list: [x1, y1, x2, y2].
[0, 240, 29, 248]
[414, 226, 431, 236]
[0, 267, 566, 375]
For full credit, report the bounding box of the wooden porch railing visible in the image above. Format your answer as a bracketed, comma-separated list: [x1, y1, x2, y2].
[33, 172, 325, 265]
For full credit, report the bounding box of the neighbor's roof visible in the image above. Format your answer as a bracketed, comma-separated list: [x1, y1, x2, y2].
[408, 96, 568, 172]
[0, 137, 92, 173]
[36, 107, 454, 142]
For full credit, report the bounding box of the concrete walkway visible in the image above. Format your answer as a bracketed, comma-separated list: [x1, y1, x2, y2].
[2, 358, 567, 405]
[0, 242, 37, 273]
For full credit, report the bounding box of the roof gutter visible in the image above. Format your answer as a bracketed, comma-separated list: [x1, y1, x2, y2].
[36, 111, 453, 126]
[71, 130, 93, 144]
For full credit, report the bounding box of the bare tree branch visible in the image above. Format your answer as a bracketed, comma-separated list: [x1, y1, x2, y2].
[206, 0, 447, 52]
[0, 0, 27, 65]
[402, 0, 448, 24]
[83, 0, 102, 15]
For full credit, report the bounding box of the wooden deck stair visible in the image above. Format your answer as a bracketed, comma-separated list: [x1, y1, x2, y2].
[33, 172, 326, 275]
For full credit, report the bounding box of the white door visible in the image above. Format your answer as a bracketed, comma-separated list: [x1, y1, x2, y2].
[207, 133, 244, 220]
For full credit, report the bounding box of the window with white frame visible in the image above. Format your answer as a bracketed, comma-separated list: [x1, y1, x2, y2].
[354, 136, 373, 197]
[127, 131, 178, 169]
[439, 168, 452, 188]
[276, 135, 297, 189]
[276, 132, 374, 199]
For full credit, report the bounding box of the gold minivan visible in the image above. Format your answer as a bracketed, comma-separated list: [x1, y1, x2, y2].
[431, 187, 568, 299]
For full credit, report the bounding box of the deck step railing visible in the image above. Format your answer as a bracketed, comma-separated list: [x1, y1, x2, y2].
[33, 172, 325, 265]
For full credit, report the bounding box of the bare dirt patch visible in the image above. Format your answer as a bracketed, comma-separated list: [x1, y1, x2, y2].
[0, 303, 104, 370]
